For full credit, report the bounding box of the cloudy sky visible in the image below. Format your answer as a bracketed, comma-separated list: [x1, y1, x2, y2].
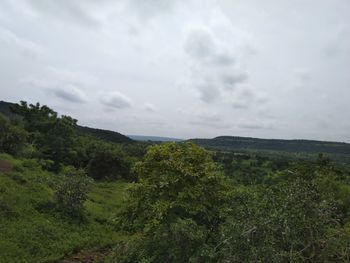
[0, 0, 349, 141]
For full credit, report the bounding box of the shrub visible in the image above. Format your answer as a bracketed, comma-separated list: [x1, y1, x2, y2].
[54, 168, 91, 219]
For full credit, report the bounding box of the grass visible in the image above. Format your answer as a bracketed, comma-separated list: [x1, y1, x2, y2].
[0, 154, 130, 263]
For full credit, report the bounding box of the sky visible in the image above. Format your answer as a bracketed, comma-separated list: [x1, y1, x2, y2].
[0, 0, 349, 141]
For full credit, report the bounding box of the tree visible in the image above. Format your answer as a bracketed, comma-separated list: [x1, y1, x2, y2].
[116, 143, 231, 262]
[10, 101, 78, 170]
[0, 114, 27, 155]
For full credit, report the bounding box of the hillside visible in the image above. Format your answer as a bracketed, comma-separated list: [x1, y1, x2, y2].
[128, 135, 183, 142]
[0, 101, 133, 144]
[0, 153, 129, 262]
[189, 136, 350, 155]
[76, 125, 133, 144]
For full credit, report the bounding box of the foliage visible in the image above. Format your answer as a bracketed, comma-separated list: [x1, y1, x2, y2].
[116, 143, 231, 262]
[0, 114, 28, 155]
[0, 100, 133, 144]
[54, 168, 91, 218]
[77, 125, 133, 144]
[191, 135, 350, 155]
[86, 144, 132, 181]
[217, 162, 350, 262]
[0, 155, 130, 263]
[1, 100, 349, 262]
[10, 101, 78, 170]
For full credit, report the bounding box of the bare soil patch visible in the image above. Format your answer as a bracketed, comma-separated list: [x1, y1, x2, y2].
[0, 160, 13, 173]
[58, 250, 108, 263]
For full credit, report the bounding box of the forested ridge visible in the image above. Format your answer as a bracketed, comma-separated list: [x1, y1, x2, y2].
[190, 135, 350, 155]
[0, 101, 133, 144]
[0, 101, 350, 262]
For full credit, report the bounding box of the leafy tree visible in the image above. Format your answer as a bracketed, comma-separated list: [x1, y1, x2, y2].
[0, 114, 27, 155]
[116, 143, 231, 262]
[11, 101, 78, 170]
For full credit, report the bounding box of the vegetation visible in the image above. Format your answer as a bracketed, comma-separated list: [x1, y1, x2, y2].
[0, 100, 349, 262]
[0, 113, 28, 155]
[0, 154, 129, 262]
[115, 143, 231, 262]
[53, 168, 91, 219]
[190, 136, 350, 164]
[0, 101, 133, 144]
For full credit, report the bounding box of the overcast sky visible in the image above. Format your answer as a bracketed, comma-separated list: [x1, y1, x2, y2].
[0, 0, 349, 141]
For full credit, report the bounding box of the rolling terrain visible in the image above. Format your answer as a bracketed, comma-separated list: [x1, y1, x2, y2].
[189, 136, 350, 154]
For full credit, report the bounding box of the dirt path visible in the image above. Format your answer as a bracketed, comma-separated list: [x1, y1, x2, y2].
[58, 250, 109, 263]
[0, 160, 13, 173]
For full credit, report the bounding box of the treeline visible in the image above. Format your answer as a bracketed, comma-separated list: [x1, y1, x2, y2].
[0, 100, 133, 144]
[190, 135, 350, 155]
[0, 101, 146, 180]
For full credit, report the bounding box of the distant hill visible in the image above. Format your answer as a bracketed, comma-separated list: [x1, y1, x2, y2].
[0, 101, 17, 118]
[128, 135, 184, 142]
[189, 136, 350, 155]
[77, 126, 133, 143]
[0, 100, 133, 144]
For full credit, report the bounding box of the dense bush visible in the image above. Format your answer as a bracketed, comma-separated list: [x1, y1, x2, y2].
[54, 168, 91, 218]
[116, 143, 231, 262]
[211, 161, 350, 262]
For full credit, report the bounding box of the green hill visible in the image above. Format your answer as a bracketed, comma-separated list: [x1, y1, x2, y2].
[0, 101, 133, 144]
[128, 135, 183, 142]
[189, 136, 350, 155]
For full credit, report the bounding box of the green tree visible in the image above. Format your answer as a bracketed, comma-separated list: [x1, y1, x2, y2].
[116, 143, 231, 263]
[11, 101, 78, 169]
[0, 114, 27, 155]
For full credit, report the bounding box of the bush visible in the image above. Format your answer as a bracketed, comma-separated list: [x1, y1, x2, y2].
[54, 168, 91, 219]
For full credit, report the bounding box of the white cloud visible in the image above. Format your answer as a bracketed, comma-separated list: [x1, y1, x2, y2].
[231, 85, 265, 110]
[24, 0, 104, 27]
[0, 27, 44, 57]
[51, 84, 88, 103]
[183, 13, 255, 105]
[1, 0, 350, 141]
[101, 91, 132, 109]
[323, 24, 350, 57]
[293, 68, 311, 82]
[143, 102, 157, 112]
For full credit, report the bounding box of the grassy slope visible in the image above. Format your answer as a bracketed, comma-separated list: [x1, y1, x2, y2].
[0, 154, 129, 263]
